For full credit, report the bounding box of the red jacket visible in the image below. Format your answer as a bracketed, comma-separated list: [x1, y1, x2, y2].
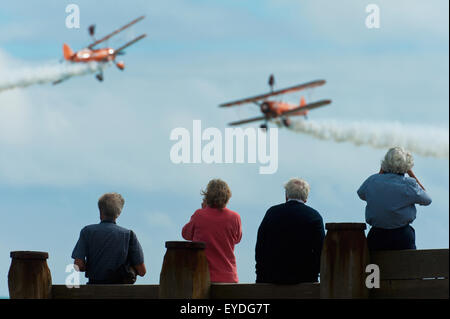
[182, 206, 242, 283]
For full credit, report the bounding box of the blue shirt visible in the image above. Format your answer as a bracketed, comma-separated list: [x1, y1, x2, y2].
[71, 220, 144, 282]
[357, 173, 432, 229]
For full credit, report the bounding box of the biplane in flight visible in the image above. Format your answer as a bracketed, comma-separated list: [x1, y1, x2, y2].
[54, 15, 147, 84]
[219, 75, 332, 130]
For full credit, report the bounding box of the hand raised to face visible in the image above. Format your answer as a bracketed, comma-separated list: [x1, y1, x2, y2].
[407, 169, 426, 191]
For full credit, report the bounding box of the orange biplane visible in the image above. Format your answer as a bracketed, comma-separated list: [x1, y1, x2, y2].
[54, 16, 146, 84]
[219, 75, 331, 130]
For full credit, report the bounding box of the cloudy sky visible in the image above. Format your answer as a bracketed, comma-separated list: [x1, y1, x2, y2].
[0, 0, 448, 296]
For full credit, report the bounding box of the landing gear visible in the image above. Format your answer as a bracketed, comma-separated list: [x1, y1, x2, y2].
[282, 118, 291, 127]
[95, 72, 104, 82]
[260, 123, 268, 131]
[116, 61, 125, 70]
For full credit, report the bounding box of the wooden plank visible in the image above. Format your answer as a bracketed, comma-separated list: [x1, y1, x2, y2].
[370, 249, 449, 280]
[51, 280, 448, 299]
[210, 283, 320, 299]
[51, 284, 159, 299]
[370, 279, 449, 299]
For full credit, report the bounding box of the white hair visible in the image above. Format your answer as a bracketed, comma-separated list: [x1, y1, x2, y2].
[381, 147, 414, 174]
[284, 178, 310, 202]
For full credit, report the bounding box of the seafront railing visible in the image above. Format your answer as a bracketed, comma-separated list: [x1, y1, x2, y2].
[7, 223, 449, 299]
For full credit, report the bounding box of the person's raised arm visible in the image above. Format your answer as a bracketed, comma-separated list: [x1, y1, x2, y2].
[357, 177, 369, 201]
[182, 211, 198, 240]
[407, 169, 426, 191]
[406, 169, 432, 206]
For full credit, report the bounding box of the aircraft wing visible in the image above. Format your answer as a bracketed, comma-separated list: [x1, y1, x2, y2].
[87, 16, 145, 49]
[227, 99, 331, 126]
[115, 34, 147, 54]
[228, 115, 267, 126]
[280, 99, 332, 117]
[219, 80, 326, 107]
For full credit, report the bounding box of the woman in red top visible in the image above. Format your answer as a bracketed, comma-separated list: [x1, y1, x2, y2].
[182, 179, 242, 283]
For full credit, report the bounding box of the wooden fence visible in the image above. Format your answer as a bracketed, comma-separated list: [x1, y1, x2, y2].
[8, 223, 449, 299]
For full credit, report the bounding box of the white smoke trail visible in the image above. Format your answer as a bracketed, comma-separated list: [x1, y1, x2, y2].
[288, 119, 449, 159]
[0, 61, 110, 93]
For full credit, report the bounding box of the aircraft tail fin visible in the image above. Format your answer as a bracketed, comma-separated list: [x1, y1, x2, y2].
[300, 96, 306, 107]
[63, 43, 74, 60]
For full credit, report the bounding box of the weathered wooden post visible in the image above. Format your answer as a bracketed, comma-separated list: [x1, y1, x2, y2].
[8, 251, 52, 299]
[159, 241, 210, 299]
[320, 223, 370, 299]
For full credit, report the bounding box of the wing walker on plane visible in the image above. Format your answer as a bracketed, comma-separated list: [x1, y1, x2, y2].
[54, 15, 146, 84]
[220, 74, 332, 130]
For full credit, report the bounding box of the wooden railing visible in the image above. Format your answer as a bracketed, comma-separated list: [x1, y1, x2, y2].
[8, 223, 449, 299]
[370, 249, 448, 299]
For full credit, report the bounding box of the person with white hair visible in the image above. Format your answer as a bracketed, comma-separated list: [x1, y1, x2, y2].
[358, 147, 432, 250]
[255, 178, 325, 284]
[72, 192, 147, 284]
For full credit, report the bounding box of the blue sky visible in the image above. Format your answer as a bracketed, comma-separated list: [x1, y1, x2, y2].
[0, 1, 448, 296]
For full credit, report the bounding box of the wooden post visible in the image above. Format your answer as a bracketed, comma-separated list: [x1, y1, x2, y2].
[159, 241, 210, 299]
[320, 223, 370, 299]
[8, 251, 52, 299]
